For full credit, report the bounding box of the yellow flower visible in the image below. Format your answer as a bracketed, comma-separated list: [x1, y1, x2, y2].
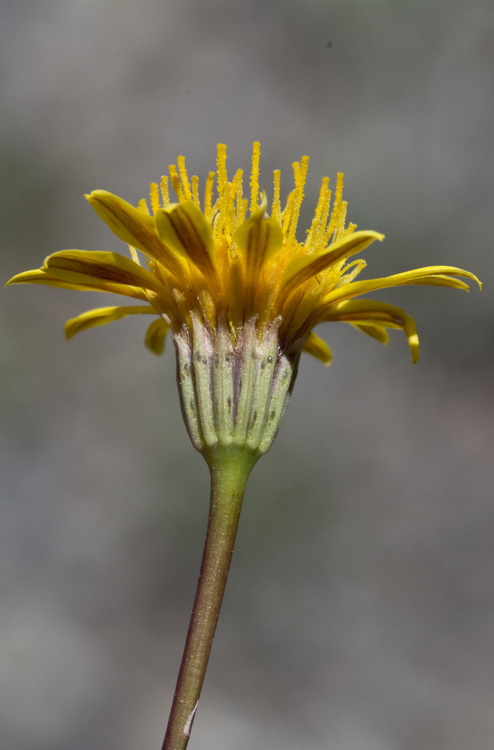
[7, 143, 481, 750]
[7, 143, 480, 458]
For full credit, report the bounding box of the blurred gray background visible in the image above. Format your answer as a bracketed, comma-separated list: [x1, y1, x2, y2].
[1, 1, 493, 749]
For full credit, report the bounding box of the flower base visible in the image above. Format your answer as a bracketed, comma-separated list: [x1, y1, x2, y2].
[174, 314, 299, 461]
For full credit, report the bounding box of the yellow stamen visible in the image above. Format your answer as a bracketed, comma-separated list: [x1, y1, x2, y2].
[317, 188, 333, 248]
[177, 155, 193, 202]
[191, 175, 200, 208]
[138, 197, 150, 215]
[216, 144, 228, 197]
[204, 171, 215, 218]
[324, 172, 344, 242]
[307, 177, 330, 248]
[272, 169, 281, 224]
[287, 156, 309, 243]
[169, 165, 184, 202]
[160, 175, 170, 207]
[149, 182, 161, 215]
[230, 169, 244, 233]
[250, 141, 261, 214]
[281, 189, 295, 235]
[238, 197, 248, 229]
[334, 201, 348, 241]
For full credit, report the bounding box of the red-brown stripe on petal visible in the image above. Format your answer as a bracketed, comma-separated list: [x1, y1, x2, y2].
[86, 190, 184, 279]
[155, 202, 215, 277]
[44, 250, 165, 295]
[6, 266, 150, 300]
[233, 200, 283, 282]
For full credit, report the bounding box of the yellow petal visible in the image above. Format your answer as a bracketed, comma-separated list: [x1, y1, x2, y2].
[6, 268, 83, 290]
[5, 267, 149, 300]
[282, 230, 384, 298]
[302, 331, 332, 365]
[65, 305, 156, 340]
[155, 201, 214, 275]
[86, 190, 183, 278]
[233, 196, 283, 279]
[144, 317, 170, 355]
[322, 299, 419, 363]
[323, 266, 481, 306]
[353, 323, 389, 344]
[44, 250, 165, 295]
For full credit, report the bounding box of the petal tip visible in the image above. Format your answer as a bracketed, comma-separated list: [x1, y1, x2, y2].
[410, 335, 420, 364]
[5, 271, 35, 287]
[85, 190, 104, 204]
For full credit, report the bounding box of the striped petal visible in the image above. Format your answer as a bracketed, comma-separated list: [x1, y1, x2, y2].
[281, 230, 384, 298]
[44, 250, 165, 295]
[302, 331, 332, 365]
[155, 201, 214, 275]
[233, 196, 283, 280]
[321, 299, 419, 362]
[86, 190, 184, 278]
[65, 305, 156, 340]
[322, 266, 481, 306]
[5, 267, 149, 300]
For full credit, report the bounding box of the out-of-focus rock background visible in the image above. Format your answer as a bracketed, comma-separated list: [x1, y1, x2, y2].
[1, 2, 493, 748]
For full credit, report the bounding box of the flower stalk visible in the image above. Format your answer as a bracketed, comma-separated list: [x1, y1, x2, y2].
[163, 450, 255, 750]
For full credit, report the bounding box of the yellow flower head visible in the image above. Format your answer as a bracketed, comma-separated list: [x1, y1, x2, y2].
[7, 143, 480, 458]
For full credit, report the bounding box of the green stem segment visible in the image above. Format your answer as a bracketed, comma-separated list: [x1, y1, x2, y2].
[162, 450, 256, 750]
